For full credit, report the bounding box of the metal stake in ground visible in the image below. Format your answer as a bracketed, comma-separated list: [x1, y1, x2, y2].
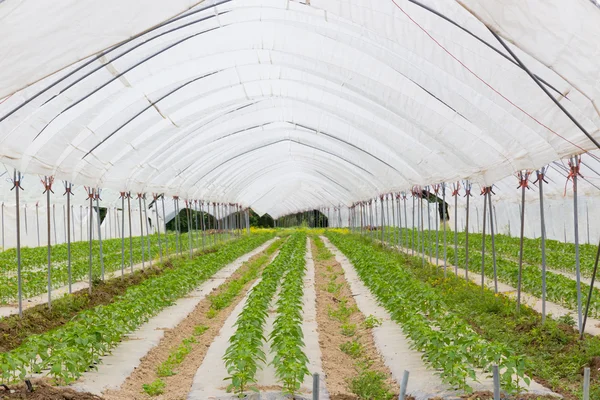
[42, 176, 54, 309]
[452, 182, 460, 276]
[119, 192, 126, 277]
[464, 180, 472, 282]
[442, 183, 447, 276]
[153, 194, 163, 262]
[480, 186, 489, 292]
[12, 170, 24, 317]
[95, 188, 105, 280]
[64, 182, 73, 292]
[516, 171, 530, 313]
[137, 193, 146, 271]
[161, 194, 168, 256]
[434, 185, 440, 265]
[127, 192, 133, 272]
[569, 156, 584, 332]
[142, 194, 152, 267]
[535, 169, 548, 321]
[487, 186, 498, 294]
[87, 187, 94, 295]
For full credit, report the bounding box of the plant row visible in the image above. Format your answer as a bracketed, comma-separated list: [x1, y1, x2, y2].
[0, 232, 274, 384]
[269, 233, 309, 395]
[0, 231, 227, 303]
[382, 227, 600, 319]
[223, 232, 308, 396]
[385, 227, 598, 278]
[379, 235, 600, 399]
[326, 231, 528, 393]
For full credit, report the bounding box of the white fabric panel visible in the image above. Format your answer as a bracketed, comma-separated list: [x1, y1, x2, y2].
[0, 0, 599, 221]
[0, 0, 204, 98]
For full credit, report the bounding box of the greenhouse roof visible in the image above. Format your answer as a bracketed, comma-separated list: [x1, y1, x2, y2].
[1, 0, 599, 217]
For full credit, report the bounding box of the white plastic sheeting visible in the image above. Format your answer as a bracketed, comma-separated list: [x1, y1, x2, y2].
[0, 0, 599, 220]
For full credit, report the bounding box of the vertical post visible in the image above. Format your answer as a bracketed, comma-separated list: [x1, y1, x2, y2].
[399, 370, 409, 400]
[427, 188, 432, 262]
[127, 193, 133, 272]
[442, 183, 447, 276]
[516, 171, 529, 313]
[391, 195, 397, 247]
[492, 365, 500, 400]
[312, 373, 320, 400]
[201, 201, 206, 250]
[13, 171, 23, 317]
[1, 202, 4, 250]
[434, 185, 440, 265]
[453, 182, 459, 277]
[403, 194, 408, 249]
[411, 192, 416, 255]
[120, 192, 126, 277]
[464, 181, 471, 282]
[488, 188, 498, 294]
[161, 194, 168, 256]
[380, 196, 385, 244]
[186, 200, 193, 258]
[571, 157, 583, 332]
[536, 169, 547, 322]
[64, 182, 72, 293]
[43, 176, 53, 309]
[583, 367, 590, 400]
[480, 187, 488, 291]
[143, 194, 152, 267]
[138, 194, 145, 270]
[95, 189, 105, 280]
[36, 203, 40, 247]
[88, 188, 94, 295]
[154, 194, 163, 262]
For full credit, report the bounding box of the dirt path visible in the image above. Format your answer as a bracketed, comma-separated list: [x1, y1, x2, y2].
[312, 236, 398, 400]
[74, 238, 278, 398]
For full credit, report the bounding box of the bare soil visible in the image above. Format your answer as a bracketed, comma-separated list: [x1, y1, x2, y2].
[0, 379, 102, 400]
[103, 246, 276, 400]
[312, 239, 399, 399]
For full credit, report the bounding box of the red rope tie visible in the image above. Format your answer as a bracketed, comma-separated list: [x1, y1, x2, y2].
[565, 157, 584, 194]
[84, 187, 95, 199]
[532, 170, 548, 186]
[451, 181, 460, 197]
[516, 171, 531, 190]
[173, 196, 179, 200]
[41, 176, 54, 194]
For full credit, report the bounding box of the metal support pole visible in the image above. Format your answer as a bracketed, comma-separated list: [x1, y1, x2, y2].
[154, 194, 163, 262]
[88, 188, 94, 295]
[480, 188, 488, 291]
[138, 194, 145, 270]
[186, 201, 193, 258]
[13, 171, 23, 317]
[143, 194, 152, 267]
[120, 192, 125, 277]
[465, 181, 471, 282]
[453, 182, 459, 277]
[95, 189, 105, 280]
[64, 182, 72, 293]
[36, 203, 40, 247]
[127, 193, 133, 272]
[536, 169, 547, 322]
[516, 172, 529, 313]
[571, 157, 583, 332]
[380, 196, 385, 244]
[399, 370, 409, 400]
[442, 183, 447, 276]
[492, 365, 500, 400]
[584, 367, 590, 400]
[161, 194, 168, 256]
[427, 189, 432, 262]
[488, 188, 498, 294]
[43, 176, 53, 309]
[411, 193, 416, 255]
[201, 201, 206, 250]
[312, 373, 320, 400]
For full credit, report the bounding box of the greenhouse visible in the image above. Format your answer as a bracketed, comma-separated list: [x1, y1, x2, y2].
[0, 0, 600, 399]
